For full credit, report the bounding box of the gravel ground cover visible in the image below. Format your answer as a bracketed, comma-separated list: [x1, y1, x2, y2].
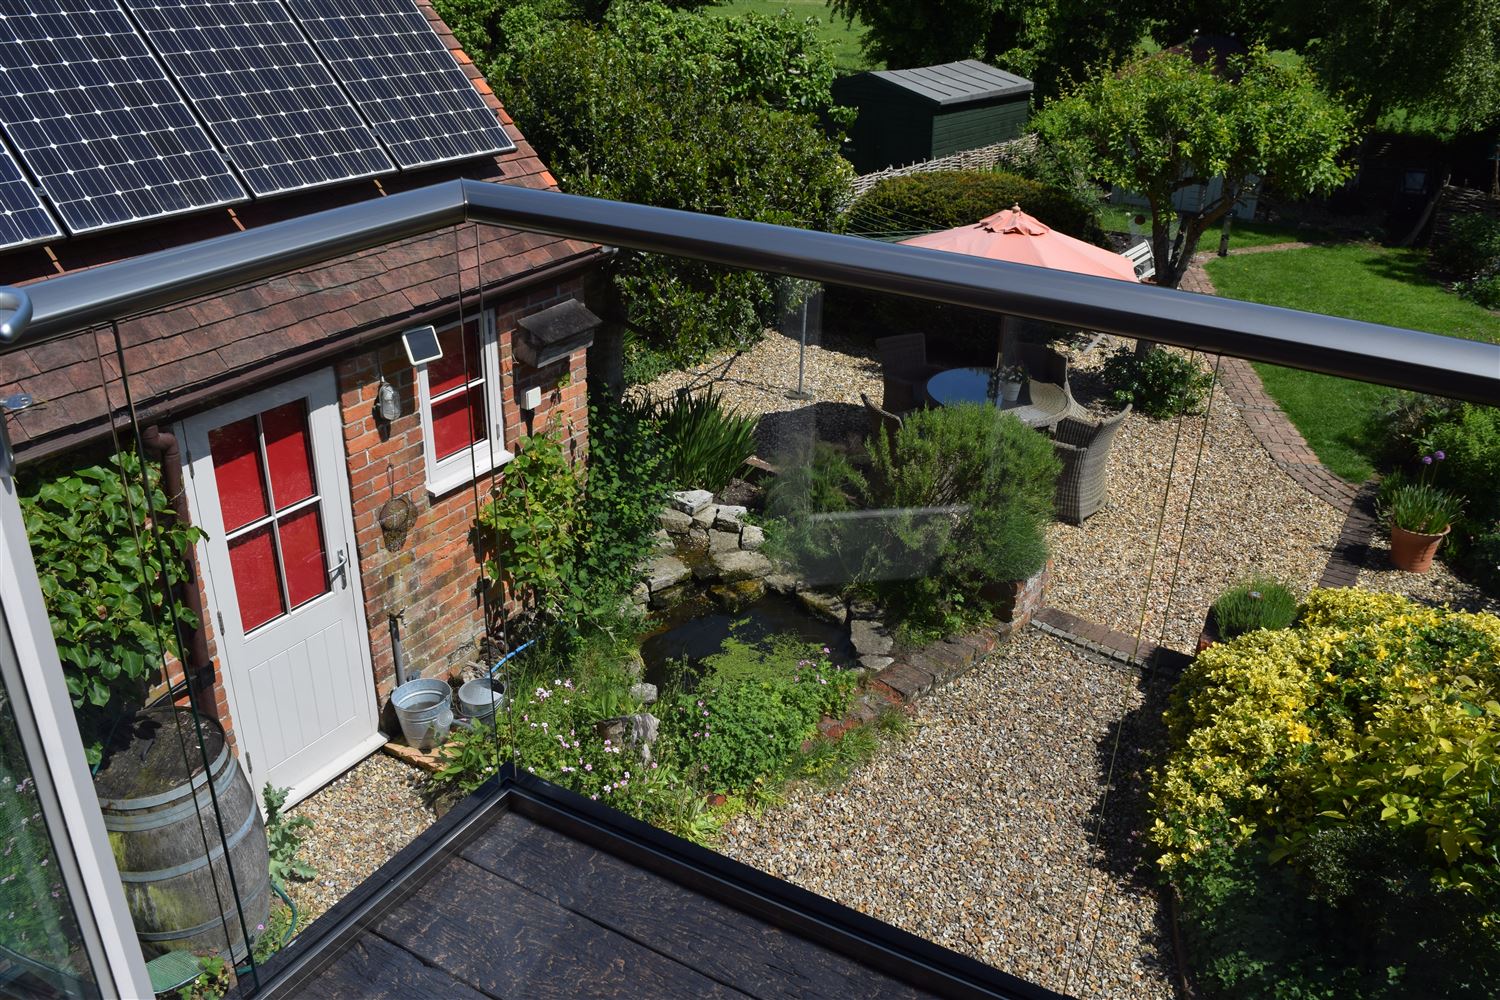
[284, 753, 435, 925]
[719, 627, 1177, 998]
[1356, 541, 1500, 614]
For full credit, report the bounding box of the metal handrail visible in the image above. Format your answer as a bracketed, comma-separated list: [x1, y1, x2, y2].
[4, 178, 1497, 403]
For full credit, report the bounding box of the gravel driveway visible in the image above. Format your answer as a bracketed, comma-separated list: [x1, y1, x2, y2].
[719, 627, 1178, 998]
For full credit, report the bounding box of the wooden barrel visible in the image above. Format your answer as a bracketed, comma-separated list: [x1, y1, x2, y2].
[93, 707, 270, 962]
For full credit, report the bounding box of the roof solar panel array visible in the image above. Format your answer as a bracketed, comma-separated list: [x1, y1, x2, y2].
[0, 0, 248, 235]
[0, 0, 513, 246]
[122, 0, 395, 197]
[0, 138, 61, 249]
[284, 0, 514, 169]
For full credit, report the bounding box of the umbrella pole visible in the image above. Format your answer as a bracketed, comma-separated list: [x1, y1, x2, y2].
[785, 294, 814, 401]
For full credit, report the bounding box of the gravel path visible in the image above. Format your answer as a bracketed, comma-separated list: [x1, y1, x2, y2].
[284, 753, 435, 925]
[1357, 538, 1500, 615]
[1046, 337, 1344, 652]
[720, 627, 1177, 998]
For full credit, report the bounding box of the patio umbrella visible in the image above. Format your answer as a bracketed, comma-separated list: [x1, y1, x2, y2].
[901, 204, 1139, 282]
[901, 204, 1138, 368]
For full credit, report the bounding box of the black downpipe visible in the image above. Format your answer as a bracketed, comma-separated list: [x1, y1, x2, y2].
[139, 425, 215, 718]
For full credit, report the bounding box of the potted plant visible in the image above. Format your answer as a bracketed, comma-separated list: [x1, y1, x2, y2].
[990, 363, 1026, 405]
[1200, 576, 1298, 653]
[1382, 452, 1464, 574]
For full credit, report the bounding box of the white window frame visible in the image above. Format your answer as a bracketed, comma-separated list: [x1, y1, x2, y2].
[415, 310, 511, 497]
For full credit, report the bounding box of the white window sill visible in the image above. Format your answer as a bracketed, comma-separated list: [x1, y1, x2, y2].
[425, 447, 514, 500]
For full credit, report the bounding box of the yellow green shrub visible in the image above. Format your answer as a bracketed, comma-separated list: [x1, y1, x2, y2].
[1152, 588, 1500, 894]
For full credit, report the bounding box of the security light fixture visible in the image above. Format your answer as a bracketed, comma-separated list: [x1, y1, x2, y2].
[375, 378, 400, 422]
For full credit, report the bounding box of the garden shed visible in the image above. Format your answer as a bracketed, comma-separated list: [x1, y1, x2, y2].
[833, 60, 1034, 174]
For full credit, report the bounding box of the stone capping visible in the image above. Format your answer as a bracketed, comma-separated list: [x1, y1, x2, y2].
[1030, 606, 1192, 678]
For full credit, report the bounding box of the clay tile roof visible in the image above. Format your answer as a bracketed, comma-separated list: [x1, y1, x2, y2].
[0, 0, 599, 461]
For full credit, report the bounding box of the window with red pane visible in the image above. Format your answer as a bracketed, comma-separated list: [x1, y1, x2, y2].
[209, 401, 329, 633]
[417, 315, 507, 495]
[427, 322, 487, 460]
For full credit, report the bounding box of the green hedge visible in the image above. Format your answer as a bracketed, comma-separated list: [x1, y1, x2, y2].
[839, 170, 1107, 246]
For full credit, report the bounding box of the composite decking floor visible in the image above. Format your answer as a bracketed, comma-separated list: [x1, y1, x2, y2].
[289, 811, 936, 999]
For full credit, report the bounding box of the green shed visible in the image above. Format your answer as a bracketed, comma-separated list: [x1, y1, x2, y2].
[832, 60, 1033, 174]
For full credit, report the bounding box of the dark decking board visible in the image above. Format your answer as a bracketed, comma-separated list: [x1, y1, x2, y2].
[293, 934, 491, 1000]
[241, 770, 1067, 1000]
[371, 855, 749, 999]
[461, 811, 929, 1000]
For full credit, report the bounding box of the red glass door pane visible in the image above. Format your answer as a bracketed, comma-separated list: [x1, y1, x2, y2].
[261, 401, 315, 510]
[227, 526, 284, 631]
[278, 505, 328, 609]
[209, 417, 269, 531]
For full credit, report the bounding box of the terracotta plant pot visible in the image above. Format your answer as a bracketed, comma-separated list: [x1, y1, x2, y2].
[1196, 611, 1220, 655]
[1389, 523, 1450, 574]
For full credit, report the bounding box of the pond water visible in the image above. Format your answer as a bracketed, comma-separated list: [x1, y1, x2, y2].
[638, 593, 854, 689]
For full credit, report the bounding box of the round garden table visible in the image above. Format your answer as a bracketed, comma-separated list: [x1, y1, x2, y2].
[922, 367, 1055, 429]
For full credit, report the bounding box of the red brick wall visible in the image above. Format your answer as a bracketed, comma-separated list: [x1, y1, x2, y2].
[336, 278, 590, 717]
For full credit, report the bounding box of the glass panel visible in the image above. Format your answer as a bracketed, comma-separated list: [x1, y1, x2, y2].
[278, 505, 329, 609]
[208, 416, 269, 532]
[431, 387, 486, 461]
[427, 323, 482, 396]
[0, 672, 99, 999]
[261, 401, 316, 511]
[227, 525, 285, 631]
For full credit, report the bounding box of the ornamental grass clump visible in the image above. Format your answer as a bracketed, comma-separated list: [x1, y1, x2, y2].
[1380, 450, 1464, 536]
[1151, 588, 1500, 997]
[1209, 577, 1298, 639]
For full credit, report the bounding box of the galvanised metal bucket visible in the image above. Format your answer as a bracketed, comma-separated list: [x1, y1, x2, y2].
[391, 678, 453, 750]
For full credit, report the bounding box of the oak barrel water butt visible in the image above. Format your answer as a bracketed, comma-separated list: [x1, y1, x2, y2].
[93, 707, 270, 961]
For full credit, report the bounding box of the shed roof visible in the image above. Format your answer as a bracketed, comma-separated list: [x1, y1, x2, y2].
[868, 61, 1033, 106]
[0, 0, 598, 462]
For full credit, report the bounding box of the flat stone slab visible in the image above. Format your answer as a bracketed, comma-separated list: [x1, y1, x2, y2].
[714, 505, 748, 531]
[708, 528, 740, 553]
[739, 524, 765, 551]
[659, 508, 693, 533]
[764, 572, 800, 594]
[850, 619, 894, 657]
[670, 489, 714, 515]
[629, 682, 658, 705]
[703, 548, 773, 583]
[860, 654, 894, 672]
[645, 555, 689, 592]
[691, 505, 719, 529]
[796, 588, 847, 624]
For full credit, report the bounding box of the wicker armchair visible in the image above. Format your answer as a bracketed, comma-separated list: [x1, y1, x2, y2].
[860, 392, 903, 442]
[875, 334, 944, 413]
[1015, 342, 1088, 430]
[1052, 404, 1131, 524]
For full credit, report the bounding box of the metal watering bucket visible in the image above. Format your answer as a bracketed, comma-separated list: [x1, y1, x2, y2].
[457, 677, 506, 725]
[391, 677, 453, 750]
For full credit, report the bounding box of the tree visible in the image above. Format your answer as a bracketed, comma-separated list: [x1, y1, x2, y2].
[827, 0, 1153, 99]
[1032, 49, 1358, 292]
[500, 6, 853, 383]
[1150, 0, 1500, 135]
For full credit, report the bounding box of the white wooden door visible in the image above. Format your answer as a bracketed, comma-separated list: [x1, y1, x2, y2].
[181, 369, 380, 805]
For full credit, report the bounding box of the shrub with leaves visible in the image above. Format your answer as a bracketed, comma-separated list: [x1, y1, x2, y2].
[1153, 588, 1500, 996]
[262, 784, 315, 894]
[17, 449, 203, 761]
[1100, 346, 1214, 419]
[1432, 213, 1500, 308]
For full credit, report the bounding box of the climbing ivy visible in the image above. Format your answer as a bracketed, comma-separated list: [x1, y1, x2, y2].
[17, 448, 202, 758]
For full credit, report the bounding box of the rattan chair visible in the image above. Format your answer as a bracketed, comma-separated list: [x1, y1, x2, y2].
[860, 392, 903, 443]
[875, 334, 943, 413]
[1016, 342, 1088, 430]
[1051, 404, 1131, 524]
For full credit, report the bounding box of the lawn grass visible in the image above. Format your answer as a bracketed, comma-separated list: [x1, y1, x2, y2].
[705, 0, 874, 72]
[1098, 204, 1332, 251]
[1207, 244, 1500, 481]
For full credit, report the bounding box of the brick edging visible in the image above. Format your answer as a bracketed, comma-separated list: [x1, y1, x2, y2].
[1318, 478, 1382, 588]
[1030, 607, 1192, 677]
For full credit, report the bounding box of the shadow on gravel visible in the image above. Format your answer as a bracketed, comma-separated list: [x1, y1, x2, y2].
[757, 400, 865, 459]
[1087, 661, 1176, 888]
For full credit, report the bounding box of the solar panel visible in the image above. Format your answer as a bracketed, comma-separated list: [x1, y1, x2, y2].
[0, 0, 248, 235]
[121, 0, 396, 197]
[0, 136, 61, 249]
[284, 0, 515, 170]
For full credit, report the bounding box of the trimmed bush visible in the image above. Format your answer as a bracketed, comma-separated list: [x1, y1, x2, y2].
[1100, 346, 1215, 419]
[1153, 589, 1500, 997]
[1209, 577, 1298, 639]
[840, 170, 1107, 246]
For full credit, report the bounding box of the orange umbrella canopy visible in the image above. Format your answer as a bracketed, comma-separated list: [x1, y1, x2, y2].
[901, 205, 1139, 282]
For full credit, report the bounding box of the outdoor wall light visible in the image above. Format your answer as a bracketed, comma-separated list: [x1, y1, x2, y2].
[376, 378, 401, 422]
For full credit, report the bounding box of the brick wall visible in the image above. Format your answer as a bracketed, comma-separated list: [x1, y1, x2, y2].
[336, 277, 590, 719]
